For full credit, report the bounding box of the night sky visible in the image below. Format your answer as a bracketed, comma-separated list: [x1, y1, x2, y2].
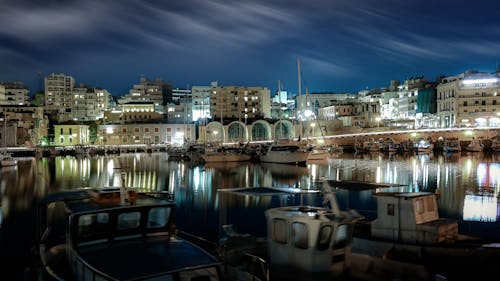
[1, 0, 500, 96]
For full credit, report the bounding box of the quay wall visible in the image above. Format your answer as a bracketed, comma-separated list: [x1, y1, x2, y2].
[318, 128, 500, 149]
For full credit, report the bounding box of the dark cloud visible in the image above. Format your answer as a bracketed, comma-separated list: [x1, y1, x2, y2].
[1, 0, 500, 95]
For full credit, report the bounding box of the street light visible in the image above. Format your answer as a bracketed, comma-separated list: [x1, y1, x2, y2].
[375, 117, 381, 128]
[310, 123, 316, 138]
[213, 130, 218, 142]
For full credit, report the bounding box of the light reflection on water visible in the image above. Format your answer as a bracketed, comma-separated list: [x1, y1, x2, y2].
[1, 152, 500, 240]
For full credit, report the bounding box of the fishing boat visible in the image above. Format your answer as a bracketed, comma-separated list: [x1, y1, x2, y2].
[321, 179, 500, 281]
[259, 143, 310, 165]
[216, 186, 437, 281]
[465, 137, 484, 152]
[36, 187, 224, 281]
[442, 137, 461, 153]
[490, 135, 500, 152]
[414, 138, 434, 154]
[201, 146, 251, 163]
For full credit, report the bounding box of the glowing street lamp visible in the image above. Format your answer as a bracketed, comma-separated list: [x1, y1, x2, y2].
[375, 117, 381, 128]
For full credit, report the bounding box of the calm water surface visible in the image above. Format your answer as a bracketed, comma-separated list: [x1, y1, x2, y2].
[1, 151, 500, 279]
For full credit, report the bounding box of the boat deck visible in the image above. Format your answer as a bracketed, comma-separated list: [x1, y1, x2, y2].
[78, 236, 221, 280]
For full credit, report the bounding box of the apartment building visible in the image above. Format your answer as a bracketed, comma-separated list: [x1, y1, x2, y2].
[73, 86, 110, 121]
[191, 82, 216, 121]
[44, 73, 75, 121]
[53, 123, 90, 146]
[437, 70, 500, 128]
[0, 82, 30, 105]
[210, 85, 271, 122]
[118, 76, 172, 113]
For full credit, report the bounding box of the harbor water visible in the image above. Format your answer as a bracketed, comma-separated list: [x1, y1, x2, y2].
[1, 151, 500, 280]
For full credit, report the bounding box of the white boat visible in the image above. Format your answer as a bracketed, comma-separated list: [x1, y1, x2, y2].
[259, 143, 310, 165]
[414, 138, 434, 154]
[321, 179, 500, 280]
[36, 187, 224, 281]
[465, 137, 484, 152]
[307, 146, 334, 161]
[442, 137, 461, 153]
[201, 147, 251, 163]
[217, 186, 436, 281]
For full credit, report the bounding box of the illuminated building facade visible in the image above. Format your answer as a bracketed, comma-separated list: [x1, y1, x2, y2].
[437, 70, 500, 128]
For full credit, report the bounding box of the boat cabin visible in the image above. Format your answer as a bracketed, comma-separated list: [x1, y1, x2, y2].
[265, 206, 358, 273]
[370, 192, 458, 244]
[38, 187, 223, 281]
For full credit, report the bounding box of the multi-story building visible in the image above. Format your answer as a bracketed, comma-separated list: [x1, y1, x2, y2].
[295, 92, 357, 119]
[0, 82, 30, 105]
[437, 70, 500, 128]
[210, 85, 271, 122]
[118, 76, 172, 113]
[103, 102, 164, 124]
[0, 105, 48, 146]
[191, 82, 216, 121]
[44, 73, 75, 121]
[53, 123, 90, 146]
[97, 123, 195, 145]
[73, 86, 110, 121]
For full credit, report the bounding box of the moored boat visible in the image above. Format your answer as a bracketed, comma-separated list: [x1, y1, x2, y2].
[36, 187, 224, 281]
[322, 180, 500, 281]
[259, 143, 310, 165]
[442, 137, 461, 153]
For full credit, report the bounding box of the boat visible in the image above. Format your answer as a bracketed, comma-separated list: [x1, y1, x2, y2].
[414, 138, 434, 154]
[36, 187, 225, 281]
[307, 146, 334, 161]
[216, 186, 437, 281]
[1, 152, 17, 167]
[1, 116, 17, 167]
[201, 146, 251, 163]
[321, 179, 500, 281]
[166, 145, 190, 160]
[465, 137, 484, 152]
[442, 137, 461, 153]
[490, 135, 500, 152]
[259, 143, 310, 165]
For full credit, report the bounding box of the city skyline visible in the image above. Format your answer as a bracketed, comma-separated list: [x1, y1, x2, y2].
[1, 0, 500, 96]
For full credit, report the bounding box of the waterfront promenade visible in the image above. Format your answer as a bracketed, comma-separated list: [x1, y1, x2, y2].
[4, 127, 500, 157]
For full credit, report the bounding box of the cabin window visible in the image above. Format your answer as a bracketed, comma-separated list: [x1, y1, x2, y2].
[415, 199, 424, 214]
[333, 224, 351, 249]
[78, 213, 109, 239]
[292, 222, 308, 249]
[316, 225, 332, 250]
[117, 212, 141, 230]
[272, 218, 287, 244]
[148, 207, 170, 228]
[387, 203, 395, 216]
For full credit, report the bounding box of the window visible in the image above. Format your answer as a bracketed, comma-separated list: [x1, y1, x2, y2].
[333, 224, 351, 249]
[154, 127, 159, 133]
[60, 128, 63, 134]
[148, 207, 170, 228]
[145, 128, 150, 133]
[316, 225, 332, 250]
[272, 218, 287, 244]
[122, 128, 127, 133]
[387, 203, 395, 216]
[292, 222, 308, 249]
[78, 213, 109, 239]
[134, 127, 139, 133]
[117, 212, 141, 230]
